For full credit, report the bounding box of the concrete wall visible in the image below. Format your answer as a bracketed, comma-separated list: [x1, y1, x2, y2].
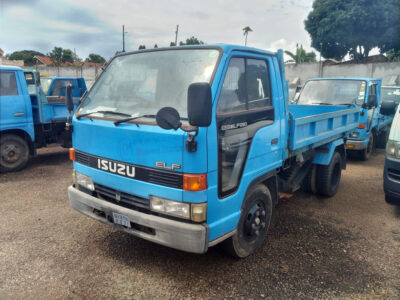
[22, 65, 103, 86]
[286, 61, 400, 86]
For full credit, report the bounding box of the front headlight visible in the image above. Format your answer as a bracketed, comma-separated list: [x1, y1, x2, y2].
[150, 196, 190, 219]
[73, 170, 94, 191]
[350, 132, 360, 138]
[150, 196, 207, 222]
[386, 140, 400, 158]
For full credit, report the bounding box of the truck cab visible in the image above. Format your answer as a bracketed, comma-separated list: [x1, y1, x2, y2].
[296, 78, 395, 160]
[0, 66, 80, 172]
[67, 45, 359, 257]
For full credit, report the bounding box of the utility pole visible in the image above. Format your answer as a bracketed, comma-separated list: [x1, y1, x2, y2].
[122, 25, 128, 52]
[175, 25, 179, 46]
[319, 42, 323, 77]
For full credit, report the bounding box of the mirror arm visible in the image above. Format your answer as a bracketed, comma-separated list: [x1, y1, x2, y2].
[182, 127, 199, 153]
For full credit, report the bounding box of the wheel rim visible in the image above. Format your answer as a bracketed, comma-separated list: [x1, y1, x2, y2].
[1, 143, 22, 165]
[243, 201, 267, 241]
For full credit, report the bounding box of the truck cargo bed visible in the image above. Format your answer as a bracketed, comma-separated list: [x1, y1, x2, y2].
[288, 104, 360, 153]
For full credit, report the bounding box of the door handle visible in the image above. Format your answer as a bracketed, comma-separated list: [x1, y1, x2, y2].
[271, 138, 279, 145]
[14, 113, 25, 117]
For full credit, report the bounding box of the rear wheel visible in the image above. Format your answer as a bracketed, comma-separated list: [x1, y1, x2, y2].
[301, 164, 317, 194]
[0, 134, 29, 173]
[359, 133, 374, 161]
[316, 152, 342, 197]
[223, 184, 273, 258]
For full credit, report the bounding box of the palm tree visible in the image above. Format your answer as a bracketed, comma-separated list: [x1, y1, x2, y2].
[285, 44, 317, 63]
[242, 26, 253, 46]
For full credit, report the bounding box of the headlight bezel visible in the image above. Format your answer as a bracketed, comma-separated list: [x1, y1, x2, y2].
[150, 196, 207, 222]
[386, 139, 400, 159]
[73, 170, 95, 191]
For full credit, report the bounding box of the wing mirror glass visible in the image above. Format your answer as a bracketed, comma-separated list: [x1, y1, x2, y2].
[380, 100, 396, 116]
[187, 82, 212, 127]
[65, 85, 74, 113]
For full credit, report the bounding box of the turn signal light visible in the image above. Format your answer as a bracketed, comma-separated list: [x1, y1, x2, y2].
[69, 148, 76, 161]
[358, 123, 366, 129]
[183, 173, 207, 191]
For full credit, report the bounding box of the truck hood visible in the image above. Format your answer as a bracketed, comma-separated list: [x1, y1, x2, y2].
[72, 118, 185, 172]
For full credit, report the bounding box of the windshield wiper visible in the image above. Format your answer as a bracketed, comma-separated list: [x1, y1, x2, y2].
[114, 114, 157, 126]
[76, 110, 131, 120]
[313, 102, 333, 106]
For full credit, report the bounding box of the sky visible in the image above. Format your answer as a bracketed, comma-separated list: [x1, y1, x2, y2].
[0, 0, 315, 60]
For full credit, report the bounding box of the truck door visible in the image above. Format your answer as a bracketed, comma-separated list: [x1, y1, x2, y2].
[215, 55, 281, 198]
[45, 79, 74, 122]
[0, 71, 28, 129]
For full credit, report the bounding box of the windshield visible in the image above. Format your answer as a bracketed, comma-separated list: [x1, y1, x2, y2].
[41, 78, 53, 95]
[382, 86, 400, 105]
[78, 48, 220, 120]
[297, 79, 366, 106]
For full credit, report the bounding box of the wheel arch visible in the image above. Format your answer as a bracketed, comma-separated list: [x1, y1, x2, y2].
[242, 170, 279, 209]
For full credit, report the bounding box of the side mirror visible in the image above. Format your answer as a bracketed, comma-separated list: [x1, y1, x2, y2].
[366, 94, 377, 109]
[380, 100, 396, 116]
[65, 85, 74, 113]
[187, 82, 212, 127]
[156, 107, 182, 130]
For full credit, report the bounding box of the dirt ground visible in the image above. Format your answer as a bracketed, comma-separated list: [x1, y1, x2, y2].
[0, 146, 399, 299]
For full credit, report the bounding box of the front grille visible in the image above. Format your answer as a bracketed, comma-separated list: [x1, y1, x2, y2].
[94, 183, 150, 210]
[388, 168, 400, 182]
[75, 151, 183, 189]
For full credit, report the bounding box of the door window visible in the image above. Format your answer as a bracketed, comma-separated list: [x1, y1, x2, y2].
[0, 72, 18, 96]
[216, 57, 273, 197]
[50, 79, 74, 96]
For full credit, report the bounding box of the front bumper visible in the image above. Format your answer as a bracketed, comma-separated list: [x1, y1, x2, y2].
[383, 157, 400, 202]
[68, 186, 209, 253]
[345, 139, 368, 150]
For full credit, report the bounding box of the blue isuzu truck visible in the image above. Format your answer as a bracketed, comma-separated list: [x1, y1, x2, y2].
[67, 45, 360, 257]
[295, 77, 395, 160]
[0, 66, 83, 172]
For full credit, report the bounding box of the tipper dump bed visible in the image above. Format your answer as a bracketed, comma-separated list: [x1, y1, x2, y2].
[288, 104, 360, 154]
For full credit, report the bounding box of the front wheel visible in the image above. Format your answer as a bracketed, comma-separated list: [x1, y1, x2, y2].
[0, 134, 29, 172]
[316, 152, 342, 197]
[359, 133, 374, 161]
[223, 184, 273, 258]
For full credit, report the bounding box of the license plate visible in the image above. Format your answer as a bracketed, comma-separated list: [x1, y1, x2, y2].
[112, 212, 131, 228]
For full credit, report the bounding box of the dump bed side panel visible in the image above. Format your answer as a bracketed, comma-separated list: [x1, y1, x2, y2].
[288, 104, 359, 152]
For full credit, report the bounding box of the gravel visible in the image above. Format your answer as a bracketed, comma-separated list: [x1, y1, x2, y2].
[0, 147, 399, 299]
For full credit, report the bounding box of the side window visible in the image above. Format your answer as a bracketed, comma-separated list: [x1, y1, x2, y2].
[50, 80, 74, 96]
[217, 57, 272, 114]
[247, 59, 271, 109]
[0, 72, 18, 96]
[217, 58, 246, 114]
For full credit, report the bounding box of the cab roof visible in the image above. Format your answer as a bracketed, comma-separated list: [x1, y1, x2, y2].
[0, 65, 23, 71]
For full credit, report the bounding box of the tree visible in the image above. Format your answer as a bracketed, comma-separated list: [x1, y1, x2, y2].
[387, 49, 400, 62]
[48, 47, 63, 65]
[61, 49, 74, 63]
[170, 42, 176, 47]
[305, 0, 400, 62]
[8, 50, 45, 65]
[284, 44, 317, 63]
[154, 44, 158, 48]
[86, 53, 106, 64]
[179, 36, 204, 45]
[242, 26, 253, 46]
[138, 45, 146, 50]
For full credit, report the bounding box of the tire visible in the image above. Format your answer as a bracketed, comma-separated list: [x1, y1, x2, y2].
[359, 133, 374, 161]
[376, 128, 389, 149]
[223, 184, 273, 258]
[316, 152, 342, 197]
[301, 164, 317, 194]
[0, 134, 29, 173]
